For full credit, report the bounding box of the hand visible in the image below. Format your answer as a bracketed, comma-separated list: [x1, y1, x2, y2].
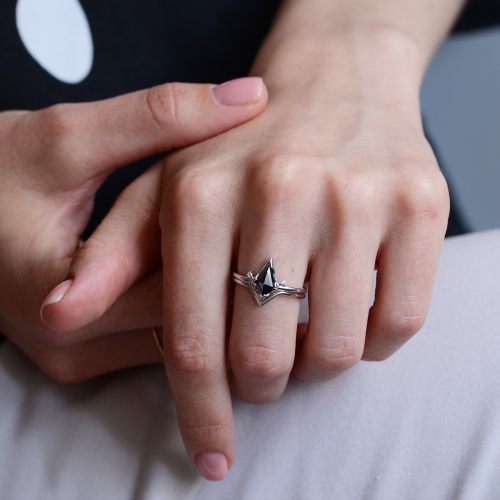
[43, 30, 449, 480]
[0, 77, 268, 382]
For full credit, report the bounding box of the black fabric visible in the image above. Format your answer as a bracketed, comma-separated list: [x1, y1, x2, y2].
[0, 0, 282, 109]
[454, 0, 500, 33]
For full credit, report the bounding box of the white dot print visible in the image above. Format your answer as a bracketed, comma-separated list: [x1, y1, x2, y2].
[16, 0, 93, 84]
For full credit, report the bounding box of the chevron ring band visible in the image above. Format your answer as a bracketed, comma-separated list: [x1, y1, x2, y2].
[233, 258, 307, 306]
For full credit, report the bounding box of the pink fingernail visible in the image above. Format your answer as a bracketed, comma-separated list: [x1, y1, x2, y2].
[196, 453, 228, 481]
[40, 279, 73, 321]
[211, 77, 263, 106]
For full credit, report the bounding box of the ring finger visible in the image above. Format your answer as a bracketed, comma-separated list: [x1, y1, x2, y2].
[229, 166, 311, 403]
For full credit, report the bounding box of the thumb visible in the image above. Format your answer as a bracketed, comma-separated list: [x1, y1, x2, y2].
[25, 77, 267, 187]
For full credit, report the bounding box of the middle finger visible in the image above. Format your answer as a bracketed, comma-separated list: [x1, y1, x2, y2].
[161, 166, 236, 480]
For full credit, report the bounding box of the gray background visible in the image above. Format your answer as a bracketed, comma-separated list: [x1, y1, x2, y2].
[422, 26, 500, 232]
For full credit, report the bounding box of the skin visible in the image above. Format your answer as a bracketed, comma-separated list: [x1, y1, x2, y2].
[0, 79, 268, 381]
[9, 0, 467, 482]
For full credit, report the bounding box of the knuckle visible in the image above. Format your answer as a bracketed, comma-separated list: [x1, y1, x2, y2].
[179, 415, 229, 443]
[40, 104, 75, 140]
[168, 167, 226, 225]
[309, 336, 363, 372]
[380, 309, 426, 340]
[234, 343, 293, 381]
[166, 336, 221, 377]
[75, 235, 135, 295]
[145, 83, 185, 142]
[397, 171, 449, 223]
[38, 104, 78, 164]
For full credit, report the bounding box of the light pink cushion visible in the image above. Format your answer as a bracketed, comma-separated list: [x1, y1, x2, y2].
[1, 230, 499, 499]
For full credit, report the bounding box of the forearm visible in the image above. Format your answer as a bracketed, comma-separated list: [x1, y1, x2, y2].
[251, 0, 466, 98]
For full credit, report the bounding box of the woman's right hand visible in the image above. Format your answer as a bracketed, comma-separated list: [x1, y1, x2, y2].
[0, 77, 267, 382]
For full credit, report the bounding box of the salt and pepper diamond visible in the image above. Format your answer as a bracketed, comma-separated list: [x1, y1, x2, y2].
[255, 258, 278, 296]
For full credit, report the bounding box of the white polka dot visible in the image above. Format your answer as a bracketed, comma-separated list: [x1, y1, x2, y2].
[16, 0, 93, 84]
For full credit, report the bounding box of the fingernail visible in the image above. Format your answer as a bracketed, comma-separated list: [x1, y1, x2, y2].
[40, 279, 73, 321]
[196, 453, 228, 481]
[211, 77, 263, 106]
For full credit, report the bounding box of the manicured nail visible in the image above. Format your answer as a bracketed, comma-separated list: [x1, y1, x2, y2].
[196, 453, 228, 481]
[211, 77, 263, 106]
[40, 279, 73, 322]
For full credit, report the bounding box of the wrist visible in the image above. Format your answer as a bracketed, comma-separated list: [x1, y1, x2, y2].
[251, 25, 425, 118]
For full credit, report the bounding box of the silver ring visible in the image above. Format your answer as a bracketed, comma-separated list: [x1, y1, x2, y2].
[233, 258, 307, 306]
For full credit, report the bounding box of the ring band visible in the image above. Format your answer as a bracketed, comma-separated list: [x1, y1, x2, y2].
[233, 258, 307, 306]
[152, 327, 164, 356]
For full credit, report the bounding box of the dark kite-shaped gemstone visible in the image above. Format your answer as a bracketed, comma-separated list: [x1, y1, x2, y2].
[255, 259, 277, 296]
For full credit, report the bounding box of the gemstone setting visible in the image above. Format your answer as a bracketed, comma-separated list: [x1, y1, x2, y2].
[233, 257, 307, 306]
